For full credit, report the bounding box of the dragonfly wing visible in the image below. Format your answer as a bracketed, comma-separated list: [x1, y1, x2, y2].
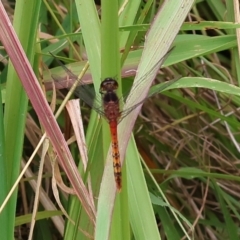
[49, 53, 106, 118]
[119, 78, 179, 123]
[122, 46, 175, 103]
[147, 78, 180, 98]
[73, 84, 107, 119]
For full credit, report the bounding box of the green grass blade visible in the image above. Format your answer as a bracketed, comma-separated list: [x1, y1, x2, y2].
[123, 1, 195, 239]
[64, 1, 101, 239]
[0, 62, 8, 239]
[0, 1, 41, 239]
[213, 181, 238, 239]
[75, 0, 101, 87]
[96, 1, 127, 240]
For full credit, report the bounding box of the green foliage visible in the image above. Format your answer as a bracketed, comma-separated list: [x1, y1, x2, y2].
[1, 0, 240, 239]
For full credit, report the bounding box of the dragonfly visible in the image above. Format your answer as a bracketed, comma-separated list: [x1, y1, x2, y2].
[51, 53, 178, 192]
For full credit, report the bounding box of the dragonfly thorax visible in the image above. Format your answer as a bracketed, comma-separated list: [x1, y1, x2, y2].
[100, 78, 118, 94]
[102, 91, 119, 104]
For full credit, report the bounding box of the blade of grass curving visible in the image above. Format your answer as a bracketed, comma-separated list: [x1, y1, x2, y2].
[124, 1, 193, 239]
[150, 77, 240, 97]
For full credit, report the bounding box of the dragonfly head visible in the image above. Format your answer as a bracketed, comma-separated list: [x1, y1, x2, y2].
[100, 78, 118, 94]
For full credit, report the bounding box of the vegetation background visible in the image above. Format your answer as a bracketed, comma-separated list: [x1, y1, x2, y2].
[0, 0, 240, 239]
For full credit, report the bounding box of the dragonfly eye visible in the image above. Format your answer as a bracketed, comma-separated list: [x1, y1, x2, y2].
[100, 78, 118, 93]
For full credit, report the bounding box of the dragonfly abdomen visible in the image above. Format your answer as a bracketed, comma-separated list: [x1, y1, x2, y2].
[102, 97, 122, 191]
[109, 120, 121, 191]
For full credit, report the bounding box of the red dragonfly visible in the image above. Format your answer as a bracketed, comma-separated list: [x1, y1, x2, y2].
[51, 54, 177, 191]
